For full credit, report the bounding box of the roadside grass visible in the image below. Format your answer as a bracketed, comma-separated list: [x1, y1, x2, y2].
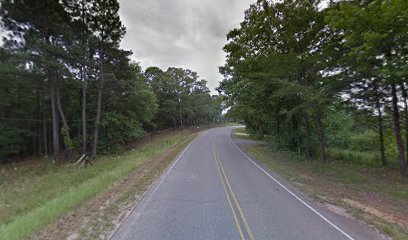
[232, 127, 264, 141]
[234, 127, 248, 134]
[326, 147, 382, 167]
[244, 143, 408, 240]
[224, 122, 244, 127]
[0, 130, 196, 240]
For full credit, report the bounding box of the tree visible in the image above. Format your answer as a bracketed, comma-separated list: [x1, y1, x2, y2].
[146, 67, 219, 129]
[219, 0, 335, 162]
[63, 0, 95, 155]
[89, 0, 126, 157]
[1, 0, 75, 162]
[0, 0, 168, 163]
[327, 0, 408, 176]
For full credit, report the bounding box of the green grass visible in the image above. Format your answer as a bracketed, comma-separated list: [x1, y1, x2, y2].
[247, 144, 407, 199]
[326, 147, 381, 167]
[245, 144, 408, 239]
[224, 122, 244, 126]
[0, 131, 197, 240]
[234, 127, 248, 134]
[232, 127, 264, 141]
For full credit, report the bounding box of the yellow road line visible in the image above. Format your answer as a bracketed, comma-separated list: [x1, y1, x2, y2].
[213, 145, 245, 240]
[214, 143, 255, 240]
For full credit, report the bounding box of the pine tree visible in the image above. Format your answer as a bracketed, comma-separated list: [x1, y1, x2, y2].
[88, 0, 126, 157]
[1, 0, 74, 162]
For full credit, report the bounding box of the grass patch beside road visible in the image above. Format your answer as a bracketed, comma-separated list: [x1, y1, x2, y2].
[0, 130, 197, 240]
[233, 127, 264, 141]
[244, 143, 408, 240]
[326, 147, 382, 167]
[234, 127, 248, 134]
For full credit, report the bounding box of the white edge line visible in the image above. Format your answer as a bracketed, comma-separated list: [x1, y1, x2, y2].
[108, 133, 199, 239]
[229, 131, 355, 240]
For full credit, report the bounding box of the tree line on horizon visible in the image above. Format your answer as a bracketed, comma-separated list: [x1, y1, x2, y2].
[0, 0, 223, 163]
[218, 0, 408, 177]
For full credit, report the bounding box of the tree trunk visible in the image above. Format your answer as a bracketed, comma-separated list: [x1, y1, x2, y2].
[42, 82, 48, 156]
[304, 114, 312, 159]
[35, 87, 41, 157]
[50, 77, 59, 163]
[315, 111, 326, 163]
[391, 84, 407, 177]
[374, 84, 387, 165]
[56, 87, 72, 159]
[92, 48, 104, 157]
[293, 115, 300, 155]
[43, 108, 48, 156]
[400, 83, 408, 164]
[275, 108, 280, 134]
[80, 3, 88, 156]
[82, 67, 87, 155]
[179, 98, 183, 128]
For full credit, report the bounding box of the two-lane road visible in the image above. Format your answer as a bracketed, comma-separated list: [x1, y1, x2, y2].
[111, 127, 384, 240]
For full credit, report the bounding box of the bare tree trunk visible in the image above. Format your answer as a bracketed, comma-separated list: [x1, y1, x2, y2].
[43, 109, 48, 156]
[179, 98, 183, 128]
[56, 87, 72, 159]
[41, 83, 48, 156]
[304, 114, 312, 160]
[391, 84, 407, 177]
[92, 48, 104, 157]
[275, 108, 280, 134]
[315, 111, 326, 163]
[400, 83, 408, 164]
[80, 0, 88, 156]
[374, 84, 387, 165]
[35, 88, 41, 157]
[82, 67, 87, 154]
[50, 77, 59, 163]
[293, 115, 300, 155]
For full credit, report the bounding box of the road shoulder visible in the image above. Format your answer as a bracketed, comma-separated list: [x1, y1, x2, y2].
[231, 133, 398, 240]
[29, 132, 198, 240]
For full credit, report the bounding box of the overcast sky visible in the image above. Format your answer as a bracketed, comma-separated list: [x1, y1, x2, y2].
[118, 0, 255, 93]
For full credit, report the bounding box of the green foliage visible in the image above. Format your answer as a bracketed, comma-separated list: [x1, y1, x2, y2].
[326, 148, 381, 167]
[219, 0, 340, 161]
[0, 1, 221, 162]
[324, 110, 355, 149]
[348, 131, 379, 152]
[146, 67, 222, 129]
[100, 112, 144, 149]
[219, 0, 408, 174]
[0, 124, 31, 161]
[61, 127, 73, 150]
[326, 0, 408, 174]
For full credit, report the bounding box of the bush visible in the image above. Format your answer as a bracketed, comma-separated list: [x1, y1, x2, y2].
[348, 130, 379, 152]
[266, 133, 297, 152]
[325, 109, 354, 149]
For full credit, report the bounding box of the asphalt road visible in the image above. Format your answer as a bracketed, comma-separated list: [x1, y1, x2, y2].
[111, 127, 385, 240]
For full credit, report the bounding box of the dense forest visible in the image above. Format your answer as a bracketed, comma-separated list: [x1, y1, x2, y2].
[0, 0, 222, 163]
[218, 0, 408, 177]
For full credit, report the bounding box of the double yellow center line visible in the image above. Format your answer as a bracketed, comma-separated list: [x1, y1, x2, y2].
[213, 142, 255, 240]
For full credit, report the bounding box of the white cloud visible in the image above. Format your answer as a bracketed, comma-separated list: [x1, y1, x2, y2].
[119, 0, 255, 93]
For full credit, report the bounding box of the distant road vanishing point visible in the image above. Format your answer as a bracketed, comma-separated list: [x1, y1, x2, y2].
[111, 127, 385, 240]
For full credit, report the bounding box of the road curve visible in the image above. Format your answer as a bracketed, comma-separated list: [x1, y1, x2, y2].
[111, 127, 384, 240]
